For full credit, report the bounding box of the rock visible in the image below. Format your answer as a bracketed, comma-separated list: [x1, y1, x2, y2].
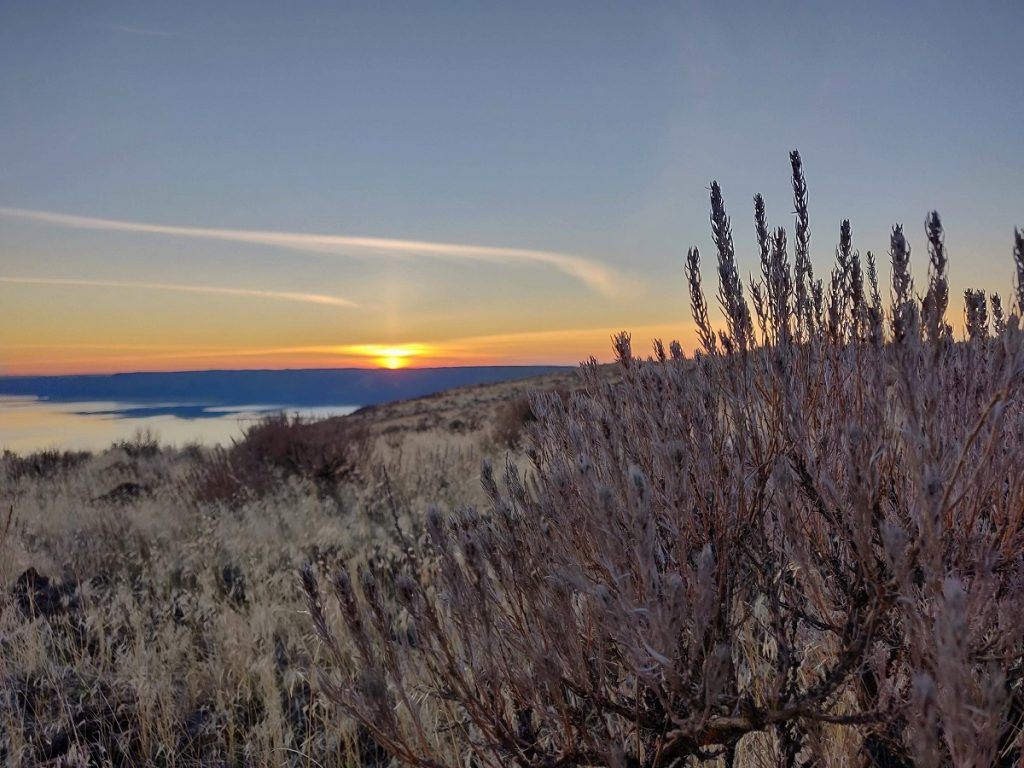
[12, 567, 77, 619]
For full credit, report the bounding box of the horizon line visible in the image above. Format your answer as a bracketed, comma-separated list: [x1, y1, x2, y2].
[0, 362, 580, 380]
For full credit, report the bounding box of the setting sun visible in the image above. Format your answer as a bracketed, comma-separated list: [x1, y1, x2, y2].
[337, 344, 432, 369]
[380, 353, 406, 369]
[375, 346, 418, 369]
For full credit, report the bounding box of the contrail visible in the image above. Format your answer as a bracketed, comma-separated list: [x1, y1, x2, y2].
[0, 206, 623, 296]
[0, 276, 359, 308]
[100, 23, 175, 37]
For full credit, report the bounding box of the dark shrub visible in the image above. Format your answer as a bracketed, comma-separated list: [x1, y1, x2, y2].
[113, 429, 161, 460]
[492, 387, 571, 449]
[1, 449, 92, 481]
[188, 413, 371, 506]
[491, 393, 536, 448]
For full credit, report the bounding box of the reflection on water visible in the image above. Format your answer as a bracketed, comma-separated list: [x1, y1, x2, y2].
[0, 396, 359, 453]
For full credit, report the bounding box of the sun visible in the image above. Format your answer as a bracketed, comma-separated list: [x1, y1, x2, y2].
[373, 346, 419, 369]
[337, 343, 430, 369]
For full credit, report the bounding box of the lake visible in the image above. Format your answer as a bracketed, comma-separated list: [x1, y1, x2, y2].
[0, 396, 359, 453]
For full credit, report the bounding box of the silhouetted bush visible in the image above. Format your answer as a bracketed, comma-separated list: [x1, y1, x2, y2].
[2, 449, 92, 481]
[113, 429, 161, 460]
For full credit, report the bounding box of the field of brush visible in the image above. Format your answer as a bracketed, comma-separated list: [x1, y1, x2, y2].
[0, 370, 581, 766]
[5, 153, 1024, 768]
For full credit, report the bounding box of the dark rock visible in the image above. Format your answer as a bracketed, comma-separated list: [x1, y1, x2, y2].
[12, 568, 77, 619]
[217, 563, 247, 608]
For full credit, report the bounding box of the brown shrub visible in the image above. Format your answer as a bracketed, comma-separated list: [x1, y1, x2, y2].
[491, 386, 571, 449]
[188, 412, 371, 506]
[490, 392, 536, 448]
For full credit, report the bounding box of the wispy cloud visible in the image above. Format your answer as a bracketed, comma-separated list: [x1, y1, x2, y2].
[0, 342, 227, 351]
[0, 207, 627, 297]
[99, 23, 174, 38]
[0, 276, 359, 309]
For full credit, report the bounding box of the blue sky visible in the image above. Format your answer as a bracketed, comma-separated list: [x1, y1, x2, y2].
[1, 1, 1022, 373]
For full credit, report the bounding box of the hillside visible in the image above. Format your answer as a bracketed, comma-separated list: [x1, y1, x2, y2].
[2, 364, 601, 765]
[0, 365, 573, 408]
[345, 366, 582, 436]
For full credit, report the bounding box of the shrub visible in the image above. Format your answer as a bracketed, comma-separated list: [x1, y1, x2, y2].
[492, 387, 573, 450]
[189, 412, 371, 506]
[491, 392, 536, 448]
[303, 151, 1024, 766]
[113, 428, 161, 460]
[1, 448, 92, 482]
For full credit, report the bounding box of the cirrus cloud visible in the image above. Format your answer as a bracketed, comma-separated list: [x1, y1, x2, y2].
[0, 207, 628, 297]
[0, 276, 359, 308]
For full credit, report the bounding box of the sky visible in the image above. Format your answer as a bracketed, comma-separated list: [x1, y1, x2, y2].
[1, 1, 1022, 375]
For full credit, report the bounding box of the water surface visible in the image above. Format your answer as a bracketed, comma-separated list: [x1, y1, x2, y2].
[0, 396, 358, 453]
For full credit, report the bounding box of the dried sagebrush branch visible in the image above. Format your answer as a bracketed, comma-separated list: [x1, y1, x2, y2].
[304, 151, 1024, 767]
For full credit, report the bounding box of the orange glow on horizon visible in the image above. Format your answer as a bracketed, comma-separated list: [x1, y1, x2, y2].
[338, 344, 431, 370]
[0, 324, 700, 376]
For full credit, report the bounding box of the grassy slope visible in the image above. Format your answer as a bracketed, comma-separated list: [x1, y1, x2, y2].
[346, 366, 582, 436]
[0, 365, 594, 766]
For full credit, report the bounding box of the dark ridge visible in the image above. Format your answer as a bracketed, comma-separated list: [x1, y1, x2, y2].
[0, 366, 572, 408]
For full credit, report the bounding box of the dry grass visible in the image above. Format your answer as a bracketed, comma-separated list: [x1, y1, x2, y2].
[6, 151, 1024, 767]
[2, 446, 346, 765]
[0, 378, 576, 766]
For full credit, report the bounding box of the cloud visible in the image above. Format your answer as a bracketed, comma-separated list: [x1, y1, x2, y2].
[0, 207, 626, 297]
[99, 24, 174, 38]
[0, 276, 359, 308]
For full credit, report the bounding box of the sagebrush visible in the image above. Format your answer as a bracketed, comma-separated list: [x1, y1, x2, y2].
[303, 151, 1024, 767]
